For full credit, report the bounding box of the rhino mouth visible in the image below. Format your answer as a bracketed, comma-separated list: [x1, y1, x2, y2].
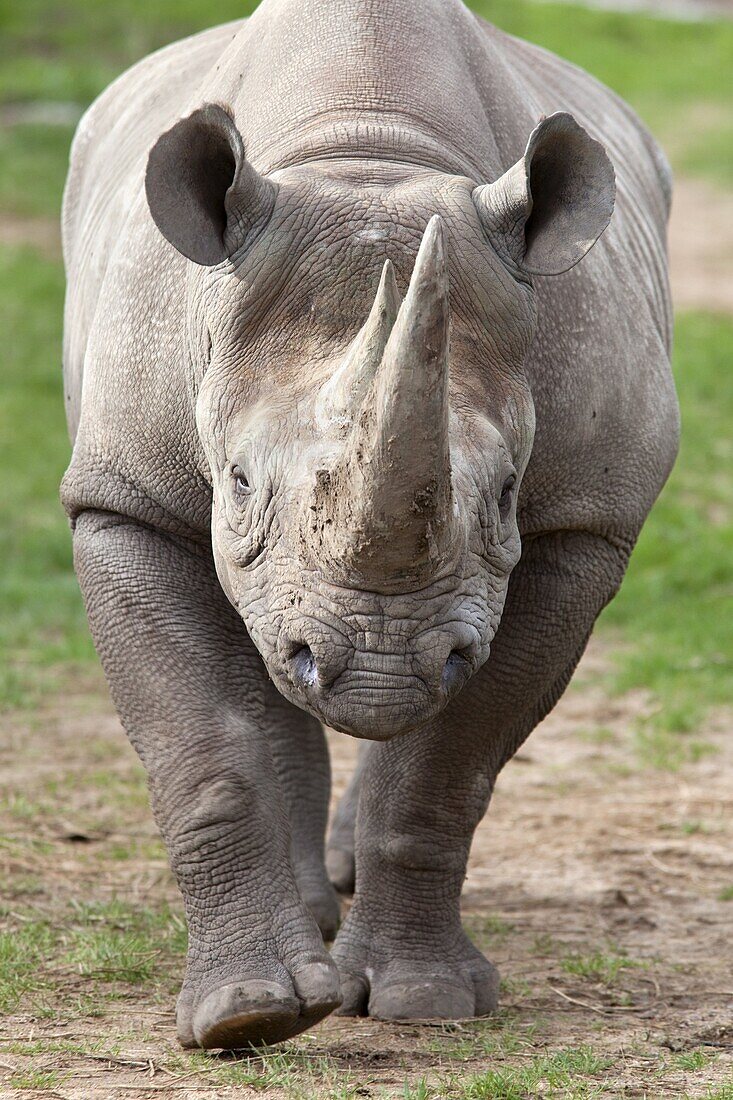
[269, 635, 481, 739]
[295, 676, 446, 739]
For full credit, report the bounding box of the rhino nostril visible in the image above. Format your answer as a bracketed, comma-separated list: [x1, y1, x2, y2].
[290, 644, 317, 688]
[441, 647, 474, 694]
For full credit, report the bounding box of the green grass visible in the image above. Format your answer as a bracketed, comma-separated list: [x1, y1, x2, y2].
[448, 1045, 612, 1099]
[0, 245, 95, 709]
[64, 929, 158, 983]
[423, 1015, 539, 1061]
[600, 313, 733, 767]
[560, 948, 645, 987]
[690, 1086, 733, 1100]
[679, 820, 706, 836]
[0, 921, 56, 1013]
[0, 123, 79, 219]
[0, 899, 186, 1018]
[8, 1069, 66, 1091]
[369, 1046, 612, 1099]
[164, 1048, 368, 1096]
[464, 913, 514, 949]
[404, 1081, 433, 1100]
[673, 1048, 716, 1072]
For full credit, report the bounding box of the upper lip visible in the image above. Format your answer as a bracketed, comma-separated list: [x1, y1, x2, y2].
[327, 674, 432, 699]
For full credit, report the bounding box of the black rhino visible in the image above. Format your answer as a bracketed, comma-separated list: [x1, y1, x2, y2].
[61, 0, 678, 1049]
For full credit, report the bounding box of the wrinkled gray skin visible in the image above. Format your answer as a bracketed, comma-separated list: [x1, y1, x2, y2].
[61, 0, 678, 1049]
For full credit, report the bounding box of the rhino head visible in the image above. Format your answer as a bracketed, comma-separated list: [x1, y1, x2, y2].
[145, 104, 614, 738]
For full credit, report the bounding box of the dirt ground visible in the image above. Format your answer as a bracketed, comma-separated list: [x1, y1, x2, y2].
[553, 0, 733, 19]
[668, 178, 733, 314]
[1, 639, 732, 1098]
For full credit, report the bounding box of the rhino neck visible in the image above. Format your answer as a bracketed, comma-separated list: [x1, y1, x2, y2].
[264, 118, 484, 179]
[194, 0, 516, 178]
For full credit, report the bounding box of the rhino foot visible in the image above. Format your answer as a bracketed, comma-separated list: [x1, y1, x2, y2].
[177, 959, 341, 1049]
[332, 937, 498, 1021]
[325, 844, 356, 896]
[298, 877, 342, 942]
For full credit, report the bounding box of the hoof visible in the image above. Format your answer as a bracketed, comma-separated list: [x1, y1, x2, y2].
[193, 980, 301, 1049]
[179, 961, 343, 1050]
[332, 941, 499, 1022]
[370, 977, 482, 1020]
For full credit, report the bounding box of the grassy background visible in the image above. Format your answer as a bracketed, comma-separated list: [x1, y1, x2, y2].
[0, 0, 731, 769]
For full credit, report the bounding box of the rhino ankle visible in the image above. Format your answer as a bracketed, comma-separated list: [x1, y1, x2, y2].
[161, 776, 286, 899]
[366, 833, 469, 875]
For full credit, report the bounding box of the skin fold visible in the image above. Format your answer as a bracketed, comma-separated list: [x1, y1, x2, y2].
[61, 0, 679, 1048]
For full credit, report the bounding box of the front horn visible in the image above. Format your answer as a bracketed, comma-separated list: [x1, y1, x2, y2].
[309, 216, 456, 589]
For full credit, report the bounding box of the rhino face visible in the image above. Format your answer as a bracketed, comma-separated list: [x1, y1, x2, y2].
[146, 104, 614, 737]
[205, 227, 527, 737]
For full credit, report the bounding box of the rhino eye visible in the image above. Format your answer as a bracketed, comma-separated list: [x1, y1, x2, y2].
[232, 466, 251, 497]
[498, 475, 515, 519]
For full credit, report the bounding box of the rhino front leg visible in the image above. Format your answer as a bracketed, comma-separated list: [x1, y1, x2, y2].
[332, 533, 628, 1019]
[73, 511, 340, 1048]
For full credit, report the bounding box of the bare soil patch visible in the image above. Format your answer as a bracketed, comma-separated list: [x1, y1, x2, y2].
[0, 641, 731, 1098]
[669, 177, 733, 314]
[546, 0, 733, 18]
[0, 213, 60, 259]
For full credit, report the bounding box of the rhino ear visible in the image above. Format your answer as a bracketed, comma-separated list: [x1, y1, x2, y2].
[145, 103, 276, 266]
[473, 112, 615, 277]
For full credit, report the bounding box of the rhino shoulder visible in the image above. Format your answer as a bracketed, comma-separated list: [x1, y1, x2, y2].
[63, 19, 245, 268]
